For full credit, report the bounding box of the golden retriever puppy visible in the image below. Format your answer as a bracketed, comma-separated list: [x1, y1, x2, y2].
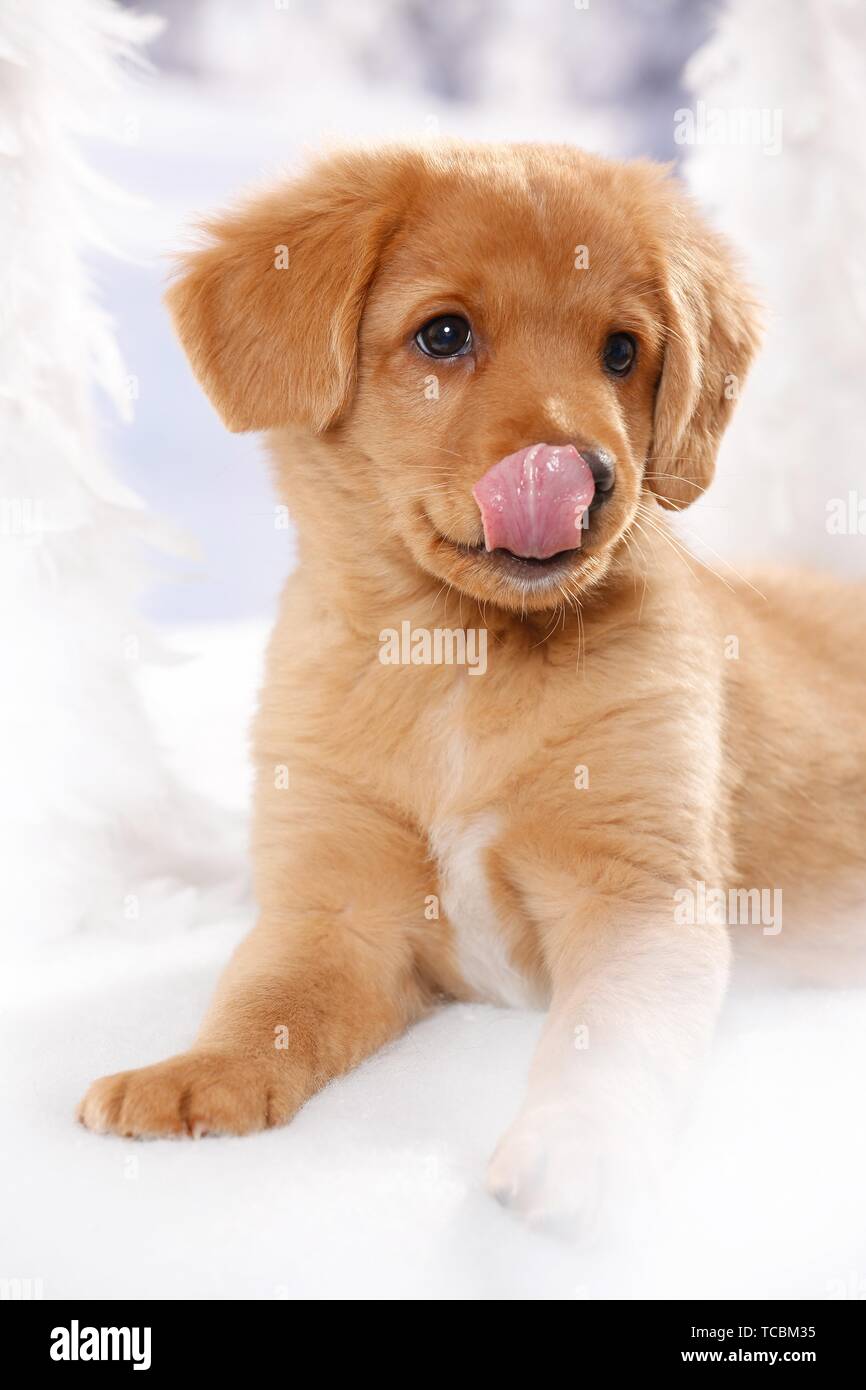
[79, 143, 866, 1228]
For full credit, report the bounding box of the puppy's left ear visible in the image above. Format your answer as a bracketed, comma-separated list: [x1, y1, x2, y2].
[648, 193, 762, 510]
[165, 149, 412, 433]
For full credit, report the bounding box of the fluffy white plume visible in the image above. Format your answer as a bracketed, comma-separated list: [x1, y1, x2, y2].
[0, 0, 247, 949]
[677, 0, 866, 578]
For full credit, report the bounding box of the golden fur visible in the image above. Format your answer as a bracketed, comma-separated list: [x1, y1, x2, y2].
[79, 143, 866, 1226]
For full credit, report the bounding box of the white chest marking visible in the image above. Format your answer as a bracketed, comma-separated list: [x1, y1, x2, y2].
[431, 812, 532, 1008]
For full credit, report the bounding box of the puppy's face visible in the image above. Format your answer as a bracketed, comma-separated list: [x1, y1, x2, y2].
[168, 144, 760, 614]
[350, 155, 666, 610]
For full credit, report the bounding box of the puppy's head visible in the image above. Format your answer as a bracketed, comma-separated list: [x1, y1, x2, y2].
[167, 143, 760, 613]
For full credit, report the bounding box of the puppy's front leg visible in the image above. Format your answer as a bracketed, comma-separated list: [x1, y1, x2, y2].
[79, 789, 430, 1139]
[487, 879, 730, 1232]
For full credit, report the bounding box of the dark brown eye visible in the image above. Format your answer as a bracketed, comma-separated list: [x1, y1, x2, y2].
[603, 332, 637, 376]
[416, 314, 472, 358]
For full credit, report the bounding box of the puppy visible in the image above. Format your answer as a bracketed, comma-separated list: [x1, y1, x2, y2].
[80, 142, 866, 1228]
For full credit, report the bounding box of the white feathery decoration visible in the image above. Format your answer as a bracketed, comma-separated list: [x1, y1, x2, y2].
[677, 0, 866, 576]
[0, 0, 247, 948]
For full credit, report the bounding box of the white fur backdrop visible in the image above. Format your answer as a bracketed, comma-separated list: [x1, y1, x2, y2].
[1, 0, 864, 1300]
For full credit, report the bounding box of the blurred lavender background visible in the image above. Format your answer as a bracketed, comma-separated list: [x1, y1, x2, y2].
[92, 0, 717, 621]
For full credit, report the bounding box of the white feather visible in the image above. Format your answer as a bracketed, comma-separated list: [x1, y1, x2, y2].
[679, 0, 866, 579]
[0, 0, 248, 948]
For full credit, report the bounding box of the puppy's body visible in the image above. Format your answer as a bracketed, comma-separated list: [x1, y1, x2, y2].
[256, 451, 866, 1005]
[80, 142, 866, 1227]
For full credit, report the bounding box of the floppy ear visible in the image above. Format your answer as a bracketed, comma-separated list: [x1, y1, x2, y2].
[648, 199, 762, 510]
[165, 150, 411, 433]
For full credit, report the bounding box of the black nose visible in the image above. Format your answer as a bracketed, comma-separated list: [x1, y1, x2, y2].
[582, 448, 616, 508]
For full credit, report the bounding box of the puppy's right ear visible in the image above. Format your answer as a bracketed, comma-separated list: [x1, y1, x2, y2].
[165, 150, 410, 433]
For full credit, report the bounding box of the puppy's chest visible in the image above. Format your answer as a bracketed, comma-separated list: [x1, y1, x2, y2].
[423, 697, 540, 1009]
[430, 809, 537, 1007]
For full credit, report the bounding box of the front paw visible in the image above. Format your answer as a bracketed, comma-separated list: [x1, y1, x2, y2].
[78, 1050, 300, 1139]
[487, 1100, 666, 1237]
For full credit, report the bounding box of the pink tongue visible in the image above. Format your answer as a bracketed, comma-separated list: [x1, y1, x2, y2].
[472, 443, 596, 559]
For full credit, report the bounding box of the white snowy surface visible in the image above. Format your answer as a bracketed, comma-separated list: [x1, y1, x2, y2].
[1, 621, 865, 1301]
